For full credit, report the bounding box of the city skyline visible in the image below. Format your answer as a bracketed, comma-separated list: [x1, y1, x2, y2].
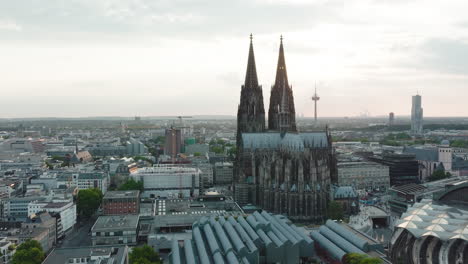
[2, 0, 468, 118]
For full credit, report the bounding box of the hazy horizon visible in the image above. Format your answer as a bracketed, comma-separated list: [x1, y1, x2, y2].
[2, 0, 468, 118]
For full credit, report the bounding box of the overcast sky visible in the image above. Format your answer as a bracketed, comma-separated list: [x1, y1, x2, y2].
[1, 0, 468, 118]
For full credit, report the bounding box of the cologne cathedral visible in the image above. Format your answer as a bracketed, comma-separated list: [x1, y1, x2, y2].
[234, 35, 337, 222]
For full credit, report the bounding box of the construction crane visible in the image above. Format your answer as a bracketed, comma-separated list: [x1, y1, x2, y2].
[177, 116, 192, 126]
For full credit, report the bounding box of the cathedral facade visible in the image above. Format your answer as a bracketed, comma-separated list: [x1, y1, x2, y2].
[234, 36, 336, 222]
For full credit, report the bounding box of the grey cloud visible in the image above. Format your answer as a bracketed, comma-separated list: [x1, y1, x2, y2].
[0, 0, 344, 40]
[421, 38, 468, 75]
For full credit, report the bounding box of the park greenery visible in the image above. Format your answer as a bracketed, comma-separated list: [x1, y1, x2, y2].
[450, 139, 468, 148]
[118, 178, 144, 192]
[129, 245, 161, 264]
[209, 138, 235, 156]
[12, 239, 45, 264]
[343, 253, 382, 264]
[328, 200, 344, 221]
[378, 132, 411, 146]
[76, 188, 103, 218]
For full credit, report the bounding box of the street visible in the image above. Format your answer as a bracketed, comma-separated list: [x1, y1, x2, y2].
[59, 217, 95, 248]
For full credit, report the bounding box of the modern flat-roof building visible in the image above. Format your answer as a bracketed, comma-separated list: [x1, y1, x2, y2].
[131, 165, 201, 198]
[72, 172, 108, 194]
[368, 153, 419, 186]
[214, 162, 233, 185]
[2, 196, 47, 221]
[152, 195, 243, 233]
[43, 245, 129, 264]
[338, 161, 390, 190]
[102, 190, 140, 215]
[91, 215, 139, 246]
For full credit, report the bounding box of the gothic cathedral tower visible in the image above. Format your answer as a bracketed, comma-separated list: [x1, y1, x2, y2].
[268, 36, 297, 132]
[236, 34, 266, 148]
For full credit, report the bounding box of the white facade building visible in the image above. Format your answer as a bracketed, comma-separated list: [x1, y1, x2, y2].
[28, 200, 77, 232]
[131, 165, 200, 198]
[338, 161, 390, 190]
[438, 140, 453, 172]
[72, 172, 108, 193]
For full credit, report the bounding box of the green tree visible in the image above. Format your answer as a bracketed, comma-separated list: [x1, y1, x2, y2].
[343, 253, 382, 264]
[328, 200, 344, 221]
[44, 161, 54, 170]
[12, 239, 45, 264]
[133, 156, 154, 165]
[51, 155, 65, 161]
[118, 178, 144, 192]
[155, 136, 165, 144]
[77, 188, 103, 218]
[228, 146, 237, 159]
[129, 245, 161, 264]
[193, 152, 202, 157]
[428, 170, 451, 182]
[210, 145, 224, 154]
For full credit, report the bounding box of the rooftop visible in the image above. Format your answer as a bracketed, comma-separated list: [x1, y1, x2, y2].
[78, 172, 105, 180]
[337, 161, 387, 167]
[395, 199, 468, 241]
[153, 198, 243, 228]
[42, 246, 128, 264]
[390, 183, 427, 195]
[43, 202, 71, 209]
[92, 215, 139, 231]
[104, 190, 140, 199]
[132, 166, 200, 175]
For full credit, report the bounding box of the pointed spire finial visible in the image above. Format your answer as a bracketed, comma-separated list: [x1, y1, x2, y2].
[244, 33, 259, 88]
[280, 35, 283, 43]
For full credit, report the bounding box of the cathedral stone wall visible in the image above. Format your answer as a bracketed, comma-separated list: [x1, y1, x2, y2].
[234, 36, 336, 223]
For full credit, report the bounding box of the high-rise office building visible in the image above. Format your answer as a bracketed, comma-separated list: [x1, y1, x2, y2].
[411, 94, 423, 135]
[164, 128, 182, 159]
[389, 112, 395, 126]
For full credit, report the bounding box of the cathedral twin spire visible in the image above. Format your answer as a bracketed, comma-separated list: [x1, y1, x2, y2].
[237, 34, 296, 140]
[268, 35, 297, 132]
[244, 34, 259, 89]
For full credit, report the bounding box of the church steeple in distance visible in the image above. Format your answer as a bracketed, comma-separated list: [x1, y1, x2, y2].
[236, 34, 266, 148]
[268, 35, 297, 132]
